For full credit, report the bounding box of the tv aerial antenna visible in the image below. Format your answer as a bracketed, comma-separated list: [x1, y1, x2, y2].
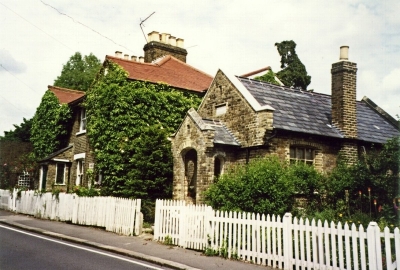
[140, 12, 155, 43]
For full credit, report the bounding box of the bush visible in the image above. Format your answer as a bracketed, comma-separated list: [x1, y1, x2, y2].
[204, 156, 295, 216]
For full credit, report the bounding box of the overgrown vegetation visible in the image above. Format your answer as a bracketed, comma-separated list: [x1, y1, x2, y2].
[85, 61, 202, 221]
[30, 90, 72, 160]
[0, 117, 32, 142]
[205, 137, 400, 229]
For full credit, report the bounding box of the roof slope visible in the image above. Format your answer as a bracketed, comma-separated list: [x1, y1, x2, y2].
[106, 55, 213, 93]
[236, 76, 399, 144]
[48, 86, 85, 105]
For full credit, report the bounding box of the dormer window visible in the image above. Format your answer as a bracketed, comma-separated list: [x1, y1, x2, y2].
[79, 108, 87, 133]
[215, 103, 227, 116]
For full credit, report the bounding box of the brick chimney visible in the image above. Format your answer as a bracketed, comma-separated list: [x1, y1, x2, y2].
[331, 46, 358, 162]
[143, 31, 188, 63]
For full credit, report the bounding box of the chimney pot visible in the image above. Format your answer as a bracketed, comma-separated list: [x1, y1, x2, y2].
[124, 54, 129, 60]
[169, 36, 177, 46]
[115, 51, 122, 58]
[131, 55, 137, 62]
[176, 38, 184, 48]
[340, 46, 349, 61]
[161, 33, 168, 43]
[148, 31, 160, 42]
[139, 56, 144, 63]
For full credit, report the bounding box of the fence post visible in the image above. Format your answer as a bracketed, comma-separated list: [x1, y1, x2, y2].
[367, 221, 383, 270]
[283, 212, 292, 270]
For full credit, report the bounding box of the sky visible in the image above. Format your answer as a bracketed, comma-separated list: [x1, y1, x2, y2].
[1, 0, 399, 136]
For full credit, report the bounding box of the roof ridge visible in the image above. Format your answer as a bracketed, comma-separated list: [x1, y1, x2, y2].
[48, 85, 85, 94]
[236, 76, 330, 97]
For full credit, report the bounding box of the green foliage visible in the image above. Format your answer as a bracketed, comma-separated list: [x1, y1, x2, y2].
[303, 136, 400, 228]
[0, 117, 32, 142]
[54, 52, 101, 91]
[204, 156, 295, 216]
[85, 61, 201, 206]
[254, 70, 280, 85]
[72, 186, 100, 197]
[275, 40, 311, 89]
[163, 235, 173, 245]
[31, 90, 72, 160]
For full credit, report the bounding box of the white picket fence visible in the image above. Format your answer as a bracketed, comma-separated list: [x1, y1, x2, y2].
[0, 189, 142, 236]
[154, 199, 400, 270]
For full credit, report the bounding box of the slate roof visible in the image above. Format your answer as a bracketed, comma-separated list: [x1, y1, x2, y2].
[236, 76, 399, 144]
[106, 55, 213, 93]
[202, 119, 241, 146]
[39, 144, 73, 162]
[48, 86, 85, 105]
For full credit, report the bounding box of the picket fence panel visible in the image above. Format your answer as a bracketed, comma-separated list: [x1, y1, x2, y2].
[154, 199, 399, 270]
[0, 189, 142, 236]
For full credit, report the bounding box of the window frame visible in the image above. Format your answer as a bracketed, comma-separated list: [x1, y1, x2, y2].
[290, 146, 315, 165]
[55, 163, 67, 185]
[76, 159, 84, 186]
[78, 108, 87, 133]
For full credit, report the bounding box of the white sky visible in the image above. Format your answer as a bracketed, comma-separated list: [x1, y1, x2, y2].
[1, 0, 399, 136]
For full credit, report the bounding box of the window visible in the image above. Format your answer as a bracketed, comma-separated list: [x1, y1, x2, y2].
[76, 159, 84, 186]
[214, 156, 224, 179]
[290, 146, 314, 165]
[79, 108, 87, 132]
[18, 172, 31, 188]
[215, 103, 227, 116]
[55, 163, 66, 184]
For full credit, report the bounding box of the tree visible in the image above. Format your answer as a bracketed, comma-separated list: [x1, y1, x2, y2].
[275, 40, 311, 90]
[30, 90, 71, 160]
[254, 70, 281, 85]
[0, 117, 32, 142]
[54, 52, 101, 91]
[85, 62, 202, 202]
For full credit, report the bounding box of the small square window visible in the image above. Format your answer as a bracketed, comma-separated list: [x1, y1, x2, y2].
[215, 104, 227, 116]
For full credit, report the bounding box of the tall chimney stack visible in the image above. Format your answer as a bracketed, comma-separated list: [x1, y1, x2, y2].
[331, 46, 358, 162]
[143, 31, 188, 63]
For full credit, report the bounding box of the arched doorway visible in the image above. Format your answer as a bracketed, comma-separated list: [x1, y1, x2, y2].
[184, 149, 197, 204]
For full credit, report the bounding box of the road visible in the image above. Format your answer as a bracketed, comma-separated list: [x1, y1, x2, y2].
[0, 225, 172, 270]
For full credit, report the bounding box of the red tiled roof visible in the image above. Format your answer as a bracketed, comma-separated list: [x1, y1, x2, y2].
[48, 86, 85, 104]
[105, 55, 213, 93]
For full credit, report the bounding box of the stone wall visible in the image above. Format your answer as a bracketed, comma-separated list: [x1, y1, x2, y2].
[198, 70, 273, 147]
[143, 41, 187, 63]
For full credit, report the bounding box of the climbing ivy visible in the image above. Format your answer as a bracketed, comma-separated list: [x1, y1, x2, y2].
[85, 61, 201, 200]
[31, 90, 72, 160]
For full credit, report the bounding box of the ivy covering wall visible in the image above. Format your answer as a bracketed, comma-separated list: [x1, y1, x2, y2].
[31, 90, 72, 160]
[85, 61, 202, 200]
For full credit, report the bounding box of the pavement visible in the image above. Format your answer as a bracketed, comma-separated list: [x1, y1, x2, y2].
[0, 209, 271, 270]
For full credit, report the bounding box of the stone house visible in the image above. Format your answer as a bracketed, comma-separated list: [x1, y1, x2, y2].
[171, 46, 399, 204]
[38, 31, 212, 192]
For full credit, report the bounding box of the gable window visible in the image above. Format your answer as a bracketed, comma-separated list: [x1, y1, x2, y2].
[55, 163, 67, 184]
[290, 146, 314, 165]
[215, 103, 227, 116]
[79, 108, 87, 132]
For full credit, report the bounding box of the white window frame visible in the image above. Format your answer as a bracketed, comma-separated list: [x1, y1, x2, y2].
[76, 159, 84, 186]
[290, 146, 315, 165]
[215, 103, 227, 116]
[55, 163, 67, 185]
[77, 108, 87, 134]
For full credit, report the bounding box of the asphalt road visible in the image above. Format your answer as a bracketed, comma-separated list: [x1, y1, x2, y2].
[0, 225, 172, 270]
